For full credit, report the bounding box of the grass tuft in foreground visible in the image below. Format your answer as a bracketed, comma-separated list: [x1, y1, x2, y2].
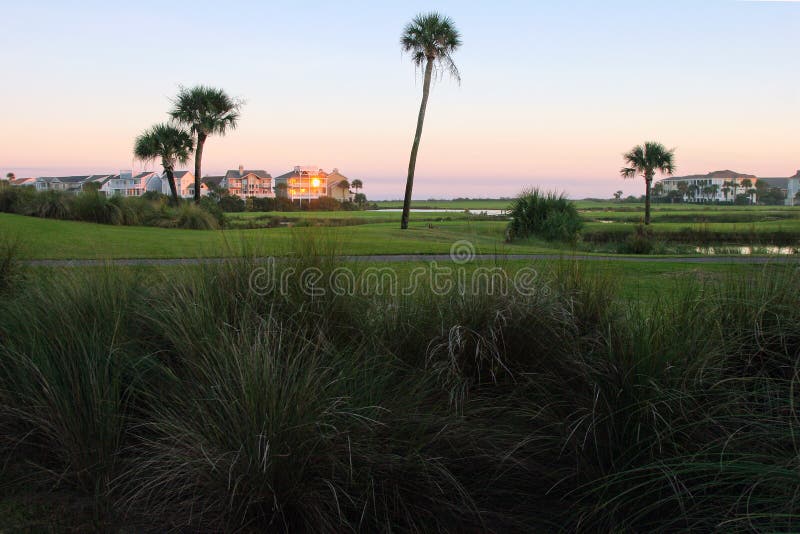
[1, 240, 799, 530]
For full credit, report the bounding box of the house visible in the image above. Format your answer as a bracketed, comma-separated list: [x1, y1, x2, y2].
[222, 166, 273, 198]
[8, 177, 36, 187]
[185, 180, 211, 198]
[83, 174, 114, 193]
[143, 174, 164, 194]
[201, 175, 225, 192]
[658, 170, 758, 203]
[173, 171, 196, 198]
[35, 176, 90, 193]
[143, 171, 202, 198]
[99, 171, 145, 197]
[326, 168, 354, 202]
[757, 171, 800, 206]
[273, 166, 334, 203]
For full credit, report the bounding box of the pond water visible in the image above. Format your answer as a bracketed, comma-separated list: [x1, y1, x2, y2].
[376, 208, 507, 216]
[695, 246, 798, 256]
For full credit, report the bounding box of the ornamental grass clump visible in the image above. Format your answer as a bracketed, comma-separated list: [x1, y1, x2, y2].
[507, 188, 582, 242]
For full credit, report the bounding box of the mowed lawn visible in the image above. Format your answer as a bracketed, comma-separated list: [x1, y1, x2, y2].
[374, 199, 514, 210]
[4, 200, 799, 260]
[1, 213, 557, 260]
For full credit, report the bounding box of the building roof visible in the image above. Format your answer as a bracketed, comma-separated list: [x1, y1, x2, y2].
[660, 170, 757, 183]
[757, 178, 789, 188]
[274, 168, 327, 182]
[225, 169, 271, 180]
[326, 169, 350, 187]
[37, 175, 90, 183]
[133, 172, 157, 180]
[173, 170, 191, 179]
[202, 175, 225, 188]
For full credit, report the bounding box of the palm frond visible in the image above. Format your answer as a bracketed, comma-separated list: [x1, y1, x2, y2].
[134, 123, 194, 173]
[169, 85, 242, 137]
[401, 12, 462, 82]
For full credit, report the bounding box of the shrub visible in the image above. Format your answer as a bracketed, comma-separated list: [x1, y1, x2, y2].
[140, 190, 168, 202]
[0, 185, 36, 213]
[507, 188, 582, 242]
[175, 203, 220, 230]
[219, 194, 245, 212]
[21, 189, 72, 219]
[619, 224, 655, 254]
[71, 190, 124, 224]
[198, 196, 225, 226]
[308, 195, 341, 211]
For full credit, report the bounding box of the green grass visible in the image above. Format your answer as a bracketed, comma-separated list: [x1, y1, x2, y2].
[228, 210, 493, 220]
[4, 199, 800, 260]
[374, 198, 514, 209]
[1, 213, 561, 259]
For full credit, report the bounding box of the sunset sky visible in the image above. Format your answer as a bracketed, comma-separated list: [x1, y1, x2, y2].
[1, 0, 797, 199]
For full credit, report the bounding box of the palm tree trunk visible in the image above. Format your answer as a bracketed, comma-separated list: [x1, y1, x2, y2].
[165, 168, 179, 206]
[401, 58, 434, 230]
[644, 174, 653, 225]
[194, 132, 206, 203]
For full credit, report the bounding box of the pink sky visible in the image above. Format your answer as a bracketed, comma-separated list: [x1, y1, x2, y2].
[1, 1, 798, 199]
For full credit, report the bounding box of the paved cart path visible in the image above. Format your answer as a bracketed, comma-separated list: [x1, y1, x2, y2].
[22, 254, 800, 268]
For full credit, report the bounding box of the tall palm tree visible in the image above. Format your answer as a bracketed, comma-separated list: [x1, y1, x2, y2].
[351, 179, 363, 196]
[620, 142, 676, 225]
[134, 123, 194, 205]
[170, 86, 241, 203]
[399, 12, 461, 230]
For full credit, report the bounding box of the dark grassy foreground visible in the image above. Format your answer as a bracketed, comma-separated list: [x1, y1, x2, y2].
[1, 244, 800, 531]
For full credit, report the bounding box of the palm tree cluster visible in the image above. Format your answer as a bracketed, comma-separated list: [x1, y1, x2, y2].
[134, 86, 241, 205]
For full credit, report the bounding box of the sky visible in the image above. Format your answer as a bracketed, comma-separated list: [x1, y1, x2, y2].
[0, 0, 797, 199]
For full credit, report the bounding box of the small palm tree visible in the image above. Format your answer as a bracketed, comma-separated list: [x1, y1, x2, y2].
[688, 184, 699, 203]
[170, 86, 241, 203]
[620, 142, 676, 225]
[134, 123, 194, 205]
[351, 179, 363, 196]
[741, 178, 754, 204]
[399, 12, 462, 230]
[274, 182, 288, 198]
[730, 180, 739, 200]
[710, 184, 720, 203]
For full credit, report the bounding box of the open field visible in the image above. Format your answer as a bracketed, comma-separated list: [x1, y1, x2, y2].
[5, 199, 799, 260]
[374, 199, 515, 210]
[1, 213, 557, 260]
